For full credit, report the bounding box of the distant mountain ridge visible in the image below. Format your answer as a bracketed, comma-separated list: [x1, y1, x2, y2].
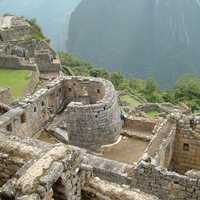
[67, 0, 200, 88]
[0, 0, 81, 50]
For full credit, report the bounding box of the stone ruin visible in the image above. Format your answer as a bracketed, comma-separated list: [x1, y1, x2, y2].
[0, 15, 60, 73]
[1, 14, 200, 200]
[0, 88, 12, 104]
[0, 76, 122, 150]
[0, 74, 161, 200]
[1, 72, 200, 199]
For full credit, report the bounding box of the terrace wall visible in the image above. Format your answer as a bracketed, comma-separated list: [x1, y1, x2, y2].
[0, 88, 12, 104]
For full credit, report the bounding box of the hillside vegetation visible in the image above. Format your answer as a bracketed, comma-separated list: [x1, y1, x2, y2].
[59, 52, 200, 112]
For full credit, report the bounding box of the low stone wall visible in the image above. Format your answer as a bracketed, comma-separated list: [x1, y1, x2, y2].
[0, 88, 12, 104]
[23, 70, 40, 96]
[144, 119, 176, 168]
[0, 55, 36, 71]
[82, 153, 132, 185]
[82, 178, 159, 200]
[123, 117, 156, 134]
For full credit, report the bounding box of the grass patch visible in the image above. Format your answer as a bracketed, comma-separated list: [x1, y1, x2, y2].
[0, 69, 31, 98]
[120, 94, 141, 108]
[146, 111, 159, 118]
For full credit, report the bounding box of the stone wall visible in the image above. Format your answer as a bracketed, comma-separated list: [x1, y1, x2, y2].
[0, 78, 64, 137]
[132, 160, 200, 200]
[0, 132, 51, 186]
[82, 152, 132, 185]
[172, 128, 200, 173]
[144, 119, 176, 168]
[64, 77, 122, 151]
[34, 49, 60, 73]
[0, 76, 122, 151]
[23, 70, 40, 96]
[123, 117, 156, 134]
[0, 15, 59, 74]
[131, 115, 200, 200]
[0, 88, 12, 104]
[82, 178, 159, 200]
[0, 132, 82, 200]
[0, 55, 36, 71]
[0, 16, 31, 42]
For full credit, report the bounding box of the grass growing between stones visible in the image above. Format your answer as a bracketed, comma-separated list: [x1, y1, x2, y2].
[146, 111, 159, 118]
[120, 94, 141, 108]
[0, 69, 31, 98]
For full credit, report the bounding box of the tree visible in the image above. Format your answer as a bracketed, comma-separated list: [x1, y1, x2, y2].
[144, 78, 158, 95]
[89, 68, 110, 79]
[173, 74, 200, 111]
[110, 72, 124, 90]
[143, 78, 163, 103]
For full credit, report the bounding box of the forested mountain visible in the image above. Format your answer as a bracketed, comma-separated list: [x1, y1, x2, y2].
[68, 0, 200, 88]
[0, 0, 81, 50]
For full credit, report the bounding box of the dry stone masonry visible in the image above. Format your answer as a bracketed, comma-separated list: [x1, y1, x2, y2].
[2, 14, 200, 200]
[0, 76, 122, 151]
[0, 15, 60, 73]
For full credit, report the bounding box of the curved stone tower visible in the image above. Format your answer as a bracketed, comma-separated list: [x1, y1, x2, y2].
[64, 76, 122, 151]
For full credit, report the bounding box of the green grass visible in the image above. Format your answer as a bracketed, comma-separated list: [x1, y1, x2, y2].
[120, 94, 141, 108]
[146, 111, 159, 118]
[0, 69, 31, 98]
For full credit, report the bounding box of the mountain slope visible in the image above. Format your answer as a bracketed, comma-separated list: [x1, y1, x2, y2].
[67, 0, 200, 88]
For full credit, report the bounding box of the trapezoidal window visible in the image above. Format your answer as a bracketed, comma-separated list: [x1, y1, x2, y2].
[97, 89, 100, 94]
[6, 123, 12, 132]
[34, 107, 37, 112]
[20, 113, 26, 123]
[183, 143, 189, 151]
[41, 101, 45, 106]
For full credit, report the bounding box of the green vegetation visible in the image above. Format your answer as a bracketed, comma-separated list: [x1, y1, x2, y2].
[120, 95, 141, 108]
[28, 18, 48, 41]
[146, 111, 159, 118]
[0, 69, 31, 98]
[164, 74, 200, 112]
[59, 52, 200, 112]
